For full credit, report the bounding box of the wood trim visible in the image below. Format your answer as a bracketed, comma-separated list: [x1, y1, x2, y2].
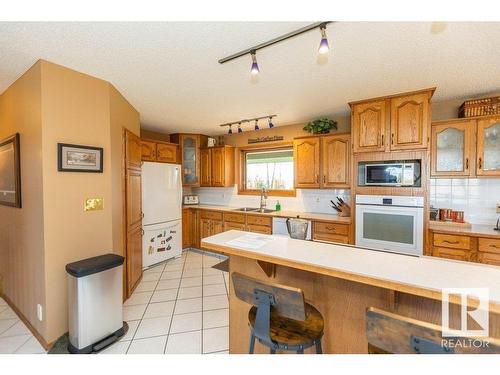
[348, 87, 436, 107]
[238, 145, 296, 196]
[0, 292, 51, 350]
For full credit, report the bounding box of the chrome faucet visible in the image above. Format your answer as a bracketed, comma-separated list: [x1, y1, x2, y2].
[259, 188, 268, 212]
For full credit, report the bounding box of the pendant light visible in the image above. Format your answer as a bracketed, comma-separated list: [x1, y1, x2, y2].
[268, 116, 274, 128]
[250, 50, 259, 75]
[228, 125, 233, 135]
[318, 23, 329, 55]
[254, 119, 260, 131]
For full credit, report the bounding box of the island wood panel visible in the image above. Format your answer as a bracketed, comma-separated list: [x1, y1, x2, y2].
[228, 254, 500, 354]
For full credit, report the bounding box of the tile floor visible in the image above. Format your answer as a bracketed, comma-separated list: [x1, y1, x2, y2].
[0, 249, 229, 355]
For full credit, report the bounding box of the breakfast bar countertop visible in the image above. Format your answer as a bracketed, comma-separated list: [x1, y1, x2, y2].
[183, 204, 352, 223]
[201, 230, 500, 312]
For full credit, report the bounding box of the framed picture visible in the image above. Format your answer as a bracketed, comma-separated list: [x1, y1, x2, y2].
[0, 133, 22, 208]
[58, 143, 103, 173]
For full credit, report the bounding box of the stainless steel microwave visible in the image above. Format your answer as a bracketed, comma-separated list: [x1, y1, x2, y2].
[361, 161, 421, 187]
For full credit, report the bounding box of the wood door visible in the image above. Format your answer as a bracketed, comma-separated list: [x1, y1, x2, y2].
[126, 131, 143, 170]
[141, 140, 157, 161]
[211, 148, 225, 187]
[126, 225, 143, 293]
[200, 218, 211, 240]
[351, 100, 387, 153]
[321, 134, 350, 188]
[125, 129, 143, 297]
[182, 208, 191, 249]
[476, 116, 500, 176]
[294, 137, 320, 188]
[156, 142, 178, 163]
[390, 92, 430, 151]
[431, 120, 475, 177]
[200, 148, 211, 186]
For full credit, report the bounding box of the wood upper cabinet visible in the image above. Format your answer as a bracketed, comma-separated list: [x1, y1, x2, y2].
[199, 146, 235, 187]
[141, 140, 157, 161]
[390, 92, 431, 151]
[170, 134, 208, 187]
[294, 137, 321, 188]
[431, 119, 475, 177]
[126, 130, 143, 170]
[477, 116, 500, 176]
[350, 88, 434, 153]
[351, 100, 387, 153]
[141, 139, 179, 164]
[321, 134, 350, 188]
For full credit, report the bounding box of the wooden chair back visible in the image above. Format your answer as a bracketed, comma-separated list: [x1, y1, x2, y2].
[232, 272, 306, 321]
[366, 307, 500, 354]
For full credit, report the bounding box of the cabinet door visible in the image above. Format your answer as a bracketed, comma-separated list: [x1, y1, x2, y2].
[321, 134, 350, 188]
[141, 140, 157, 161]
[294, 138, 320, 188]
[156, 143, 178, 163]
[125, 130, 143, 170]
[390, 92, 430, 151]
[200, 148, 211, 186]
[181, 135, 200, 186]
[477, 116, 500, 176]
[211, 148, 225, 187]
[478, 252, 500, 266]
[431, 121, 475, 177]
[212, 220, 224, 235]
[352, 100, 387, 153]
[224, 221, 246, 231]
[126, 169, 143, 229]
[191, 209, 200, 249]
[126, 225, 143, 293]
[182, 208, 191, 249]
[247, 224, 272, 234]
[432, 247, 470, 262]
[200, 218, 211, 241]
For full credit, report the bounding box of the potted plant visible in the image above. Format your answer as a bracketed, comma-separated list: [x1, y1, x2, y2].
[303, 118, 338, 134]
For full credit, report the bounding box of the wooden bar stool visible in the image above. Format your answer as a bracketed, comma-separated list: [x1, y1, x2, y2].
[366, 307, 500, 354]
[232, 272, 324, 354]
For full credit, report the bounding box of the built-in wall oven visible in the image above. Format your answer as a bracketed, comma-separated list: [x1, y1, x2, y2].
[355, 195, 424, 256]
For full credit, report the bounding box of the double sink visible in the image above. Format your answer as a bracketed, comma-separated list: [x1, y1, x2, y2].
[233, 207, 276, 213]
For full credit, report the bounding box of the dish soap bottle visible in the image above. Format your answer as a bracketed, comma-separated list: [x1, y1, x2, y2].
[275, 200, 281, 211]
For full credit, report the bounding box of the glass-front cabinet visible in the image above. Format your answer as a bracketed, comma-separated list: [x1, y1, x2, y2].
[170, 134, 207, 186]
[431, 119, 474, 177]
[477, 117, 500, 176]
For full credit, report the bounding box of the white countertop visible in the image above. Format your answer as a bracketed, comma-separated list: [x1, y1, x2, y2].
[201, 230, 500, 311]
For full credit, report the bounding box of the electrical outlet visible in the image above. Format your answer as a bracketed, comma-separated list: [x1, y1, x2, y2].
[496, 203, 500, 214]
[37, 304, 43, 321]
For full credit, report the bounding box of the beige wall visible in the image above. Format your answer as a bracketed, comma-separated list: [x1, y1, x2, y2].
[0, 60, 140, 345]
[0, 62, 47, 339]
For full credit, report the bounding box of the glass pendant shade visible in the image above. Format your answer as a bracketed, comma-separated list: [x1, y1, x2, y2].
[250, 51, 259, 75]
[318, 27, 329, 54]
[268, 118, 274, 128]
[238, 124, 243, 133]
[254, 120, 259, 131]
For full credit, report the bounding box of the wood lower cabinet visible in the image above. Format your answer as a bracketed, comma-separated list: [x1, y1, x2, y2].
[350, 88, 435, 153]
[200, 210, 224, 242]
[312, 221, 351, 244]
[141, 139, 179, 163]
[247, 224, 272, 234]
[200, 146, 235, 187]
[294, 133, 351, 189]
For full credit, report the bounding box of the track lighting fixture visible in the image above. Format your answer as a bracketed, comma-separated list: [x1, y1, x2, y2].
[219, 115, 277, 133]
[318, 23, 329, 55]
[250, 50, 259, 75]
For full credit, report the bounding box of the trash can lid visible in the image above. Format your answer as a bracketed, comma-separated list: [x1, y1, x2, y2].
[66, 253, 124, 278]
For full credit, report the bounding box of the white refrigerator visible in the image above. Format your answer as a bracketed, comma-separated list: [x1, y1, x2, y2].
[142, 162, 183, 268]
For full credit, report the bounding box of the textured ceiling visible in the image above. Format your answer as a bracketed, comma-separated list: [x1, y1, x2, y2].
[0, 22, 499, 135]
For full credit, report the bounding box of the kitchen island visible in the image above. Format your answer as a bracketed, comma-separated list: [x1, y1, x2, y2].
[201, 230, 500, 354]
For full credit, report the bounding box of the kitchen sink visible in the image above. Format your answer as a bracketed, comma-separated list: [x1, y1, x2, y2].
[233, 207, 276, 213]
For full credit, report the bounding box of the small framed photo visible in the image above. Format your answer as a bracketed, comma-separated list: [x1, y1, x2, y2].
[58, 143, 103, 173]
[0, 133, 21, 208]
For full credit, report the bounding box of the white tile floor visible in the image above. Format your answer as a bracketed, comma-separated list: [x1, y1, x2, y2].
[0, 249, 229, 355]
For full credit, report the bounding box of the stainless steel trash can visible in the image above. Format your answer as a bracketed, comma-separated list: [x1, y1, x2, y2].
[66, 254, 125, 354]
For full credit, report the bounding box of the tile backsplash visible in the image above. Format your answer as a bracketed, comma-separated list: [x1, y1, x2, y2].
[430, 178, 500, 225]
[191, 186, 350, 215]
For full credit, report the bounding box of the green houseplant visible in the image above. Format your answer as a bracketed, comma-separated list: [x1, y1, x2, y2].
[303, 118, 338, 134]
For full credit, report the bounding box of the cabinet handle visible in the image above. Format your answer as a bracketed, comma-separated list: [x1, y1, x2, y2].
[141, 212, 145, 219]
[316, 175, 319, 183]
[391, 133, 394, 145]
[490, 244, 500, 249]
[478, 157, 482, 169]
[323, 175, 326, 183]
[465, 158, 469, 170]
[141, 229, 145, 236]
[381, 134, 384, 146]
[443, 240, 459, 245]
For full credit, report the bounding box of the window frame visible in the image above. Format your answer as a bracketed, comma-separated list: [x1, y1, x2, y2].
[238, 144, 296, 197]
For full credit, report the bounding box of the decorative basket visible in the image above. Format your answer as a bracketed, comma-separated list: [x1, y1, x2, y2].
[458, 96, 500, 118]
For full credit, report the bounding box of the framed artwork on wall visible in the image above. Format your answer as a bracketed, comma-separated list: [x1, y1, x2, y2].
[57, 143, 103, 173]
[0, 133, 22, 208]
